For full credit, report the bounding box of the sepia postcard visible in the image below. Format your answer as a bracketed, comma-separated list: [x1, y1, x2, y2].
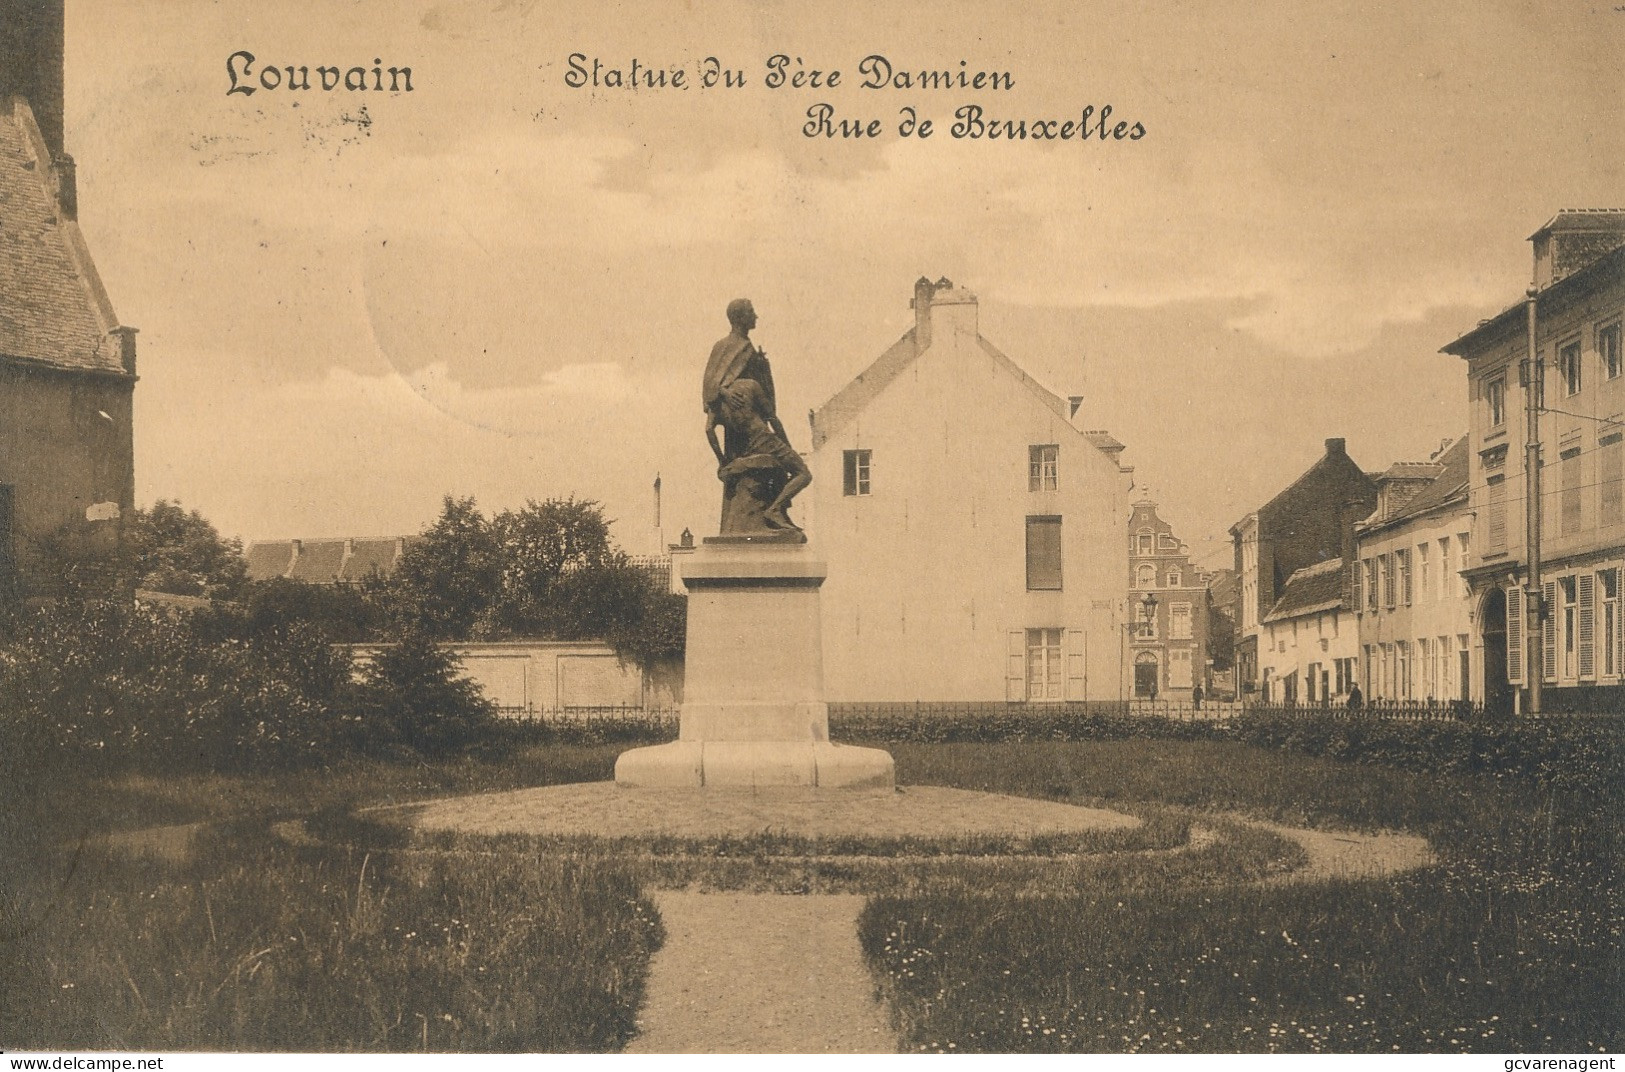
[2, 0, 1621, 1061]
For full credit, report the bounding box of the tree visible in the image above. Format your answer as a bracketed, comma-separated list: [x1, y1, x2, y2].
[238, 576, 384, 643]
[486, 497, 617, 635]
[379, 496, 502, 639]
[125, 500, 248, 599]
[354, 629, 495, 756]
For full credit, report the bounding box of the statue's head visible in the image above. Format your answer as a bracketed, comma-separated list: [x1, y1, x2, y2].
[726, 298, 757, 331]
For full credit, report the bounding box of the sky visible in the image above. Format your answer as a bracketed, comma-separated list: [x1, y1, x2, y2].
[63, 0, 1625, 566]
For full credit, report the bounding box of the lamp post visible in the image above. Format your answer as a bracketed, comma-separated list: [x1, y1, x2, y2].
[1140, 591, 1159, 637]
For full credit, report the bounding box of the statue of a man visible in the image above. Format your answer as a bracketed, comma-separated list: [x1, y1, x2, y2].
[702, 298, 811, 537]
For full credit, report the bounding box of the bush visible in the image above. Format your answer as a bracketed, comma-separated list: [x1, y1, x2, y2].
[0, 599, 353, 775]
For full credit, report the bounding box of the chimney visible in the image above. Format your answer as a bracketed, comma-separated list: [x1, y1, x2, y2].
[0, 0, 66, 161]
[1338, 498, 1363, 607]
[911, 276, 935, 352]
[1325, 437, 1346, 456]
[1068, 395, 1084, 419]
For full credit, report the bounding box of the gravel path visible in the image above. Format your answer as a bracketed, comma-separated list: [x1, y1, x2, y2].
[626, 892, 896, 1054]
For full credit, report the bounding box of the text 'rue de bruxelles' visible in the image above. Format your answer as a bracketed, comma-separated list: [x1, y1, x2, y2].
[565, 53, 1148, 142]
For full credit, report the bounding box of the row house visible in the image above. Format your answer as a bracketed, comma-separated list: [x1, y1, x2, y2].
[1443, 210, 1625, 713]
[1230, 438, 1378, 699]
[807, 278, 1133, 703]
[1125, 498, 1211, 699]
[1351, 438, 1476, 704]
[1257, 559, 1358, 705]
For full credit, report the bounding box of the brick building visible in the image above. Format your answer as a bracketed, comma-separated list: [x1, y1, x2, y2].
[0, 0, 137, 602]
[1229, 438, 1378, 698]
[1125, 499, 1211, 699]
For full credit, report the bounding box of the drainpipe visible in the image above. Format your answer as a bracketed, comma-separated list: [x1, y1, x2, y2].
[1524, 287, 1543, 716]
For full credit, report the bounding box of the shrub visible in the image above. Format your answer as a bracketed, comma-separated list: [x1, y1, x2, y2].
[354, 631, 497, 757]
[0, 599, 353, 775]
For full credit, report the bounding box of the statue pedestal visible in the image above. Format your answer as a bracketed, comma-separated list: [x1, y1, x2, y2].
[615, 536, 894, 790]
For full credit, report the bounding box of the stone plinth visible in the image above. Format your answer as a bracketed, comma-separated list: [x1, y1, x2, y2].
[615, 536, 894, 790]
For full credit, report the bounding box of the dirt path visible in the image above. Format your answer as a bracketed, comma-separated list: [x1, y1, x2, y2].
[626, 892, 896, 1054]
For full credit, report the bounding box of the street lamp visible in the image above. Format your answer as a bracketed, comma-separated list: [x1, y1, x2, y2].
[1139, 591, 1159, 637]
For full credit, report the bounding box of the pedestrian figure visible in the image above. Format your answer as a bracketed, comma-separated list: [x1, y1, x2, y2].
[1191, 684, 1203, 711]
[1346, 682, 1364, 711]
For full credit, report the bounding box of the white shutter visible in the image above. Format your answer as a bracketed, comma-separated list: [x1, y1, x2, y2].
[1506, 586, 1523, 684]
[1542, 581, 1557, 683]
[1065, 628, 1086, 700]
[1007, 629, 1027, 701]
[1578, 573, 1596, 680]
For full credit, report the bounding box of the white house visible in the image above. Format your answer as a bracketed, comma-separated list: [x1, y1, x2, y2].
[1353, 437, 1477, 704]
[1258, 559, 1360, 705]
[805, 277, 1133, 703]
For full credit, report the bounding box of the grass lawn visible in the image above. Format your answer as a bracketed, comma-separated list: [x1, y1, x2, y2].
[4, 735, 1617, 1053]
[858, 739, 1622, 1053]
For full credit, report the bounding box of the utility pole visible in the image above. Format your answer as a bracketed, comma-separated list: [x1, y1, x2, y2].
[1524, 287, 1543, 715]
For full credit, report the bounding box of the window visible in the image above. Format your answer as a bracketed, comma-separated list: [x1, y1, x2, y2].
[1419, 637, 1433, 698]
[1381, 554, 1396, 609]
[1362, 558, 1377, 611]
[1396, 548, 1412, 605]
[1396, 640, 1410, 699]
[1603, 569, 1620, 679]
[1418, 543, 1430, 600]
[1026, 628, 1063, 700]
[1135, 563, 1156, 589]
[1486, 376, 1506, 427]
[1558, 446, 1582, 535]
[1169, 648, 1193, 688]
[1457, 533, 1470, 596]
[1167, 569, 1182, 587]
[1439, 635, 1454, 700]
[1602, 433, 1623, 527]
[1029, 444, 1059, 492]
[1487, 476, 1507, 551]
[1602, 320, 1622, 381]
[1170, 601, 1193, 639]
[842, 449, 871, 496]
[1437, 536, 1451, 598]
[1025, 516, 1062, 591]
[1560, 338, 1582, 396]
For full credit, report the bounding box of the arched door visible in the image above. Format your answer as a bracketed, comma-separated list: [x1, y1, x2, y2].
[1133, 652, 1160, 698]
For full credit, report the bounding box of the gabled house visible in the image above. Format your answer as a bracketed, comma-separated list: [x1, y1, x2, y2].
[1125, 498, 1212, 699]
[0, 0, 136, 602]
[806, 277, 1133, 703]
[1229, 438, 1378, 699]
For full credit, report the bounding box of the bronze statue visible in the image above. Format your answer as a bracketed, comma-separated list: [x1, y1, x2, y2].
[702, 299, 811, 539]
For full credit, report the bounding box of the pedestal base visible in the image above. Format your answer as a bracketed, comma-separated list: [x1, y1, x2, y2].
[614, 739, 895, 790]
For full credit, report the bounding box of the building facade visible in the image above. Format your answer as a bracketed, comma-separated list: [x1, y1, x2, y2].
[1352, 438, 1477, 704]
[1230, 438, 1378, 700]
[807, 278, 1133, 703]
[0, 0, 136, 603]
[1125, 499, 1211, 699]
[1257, 559, 1359, 705]
[1444, 210, 1625, 713]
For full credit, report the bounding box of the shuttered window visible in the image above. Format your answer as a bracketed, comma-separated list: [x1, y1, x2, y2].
[1578, 572, 1596, 680]
[1025, 516, 1062, 591]
[1506, 585, 1523, 685]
